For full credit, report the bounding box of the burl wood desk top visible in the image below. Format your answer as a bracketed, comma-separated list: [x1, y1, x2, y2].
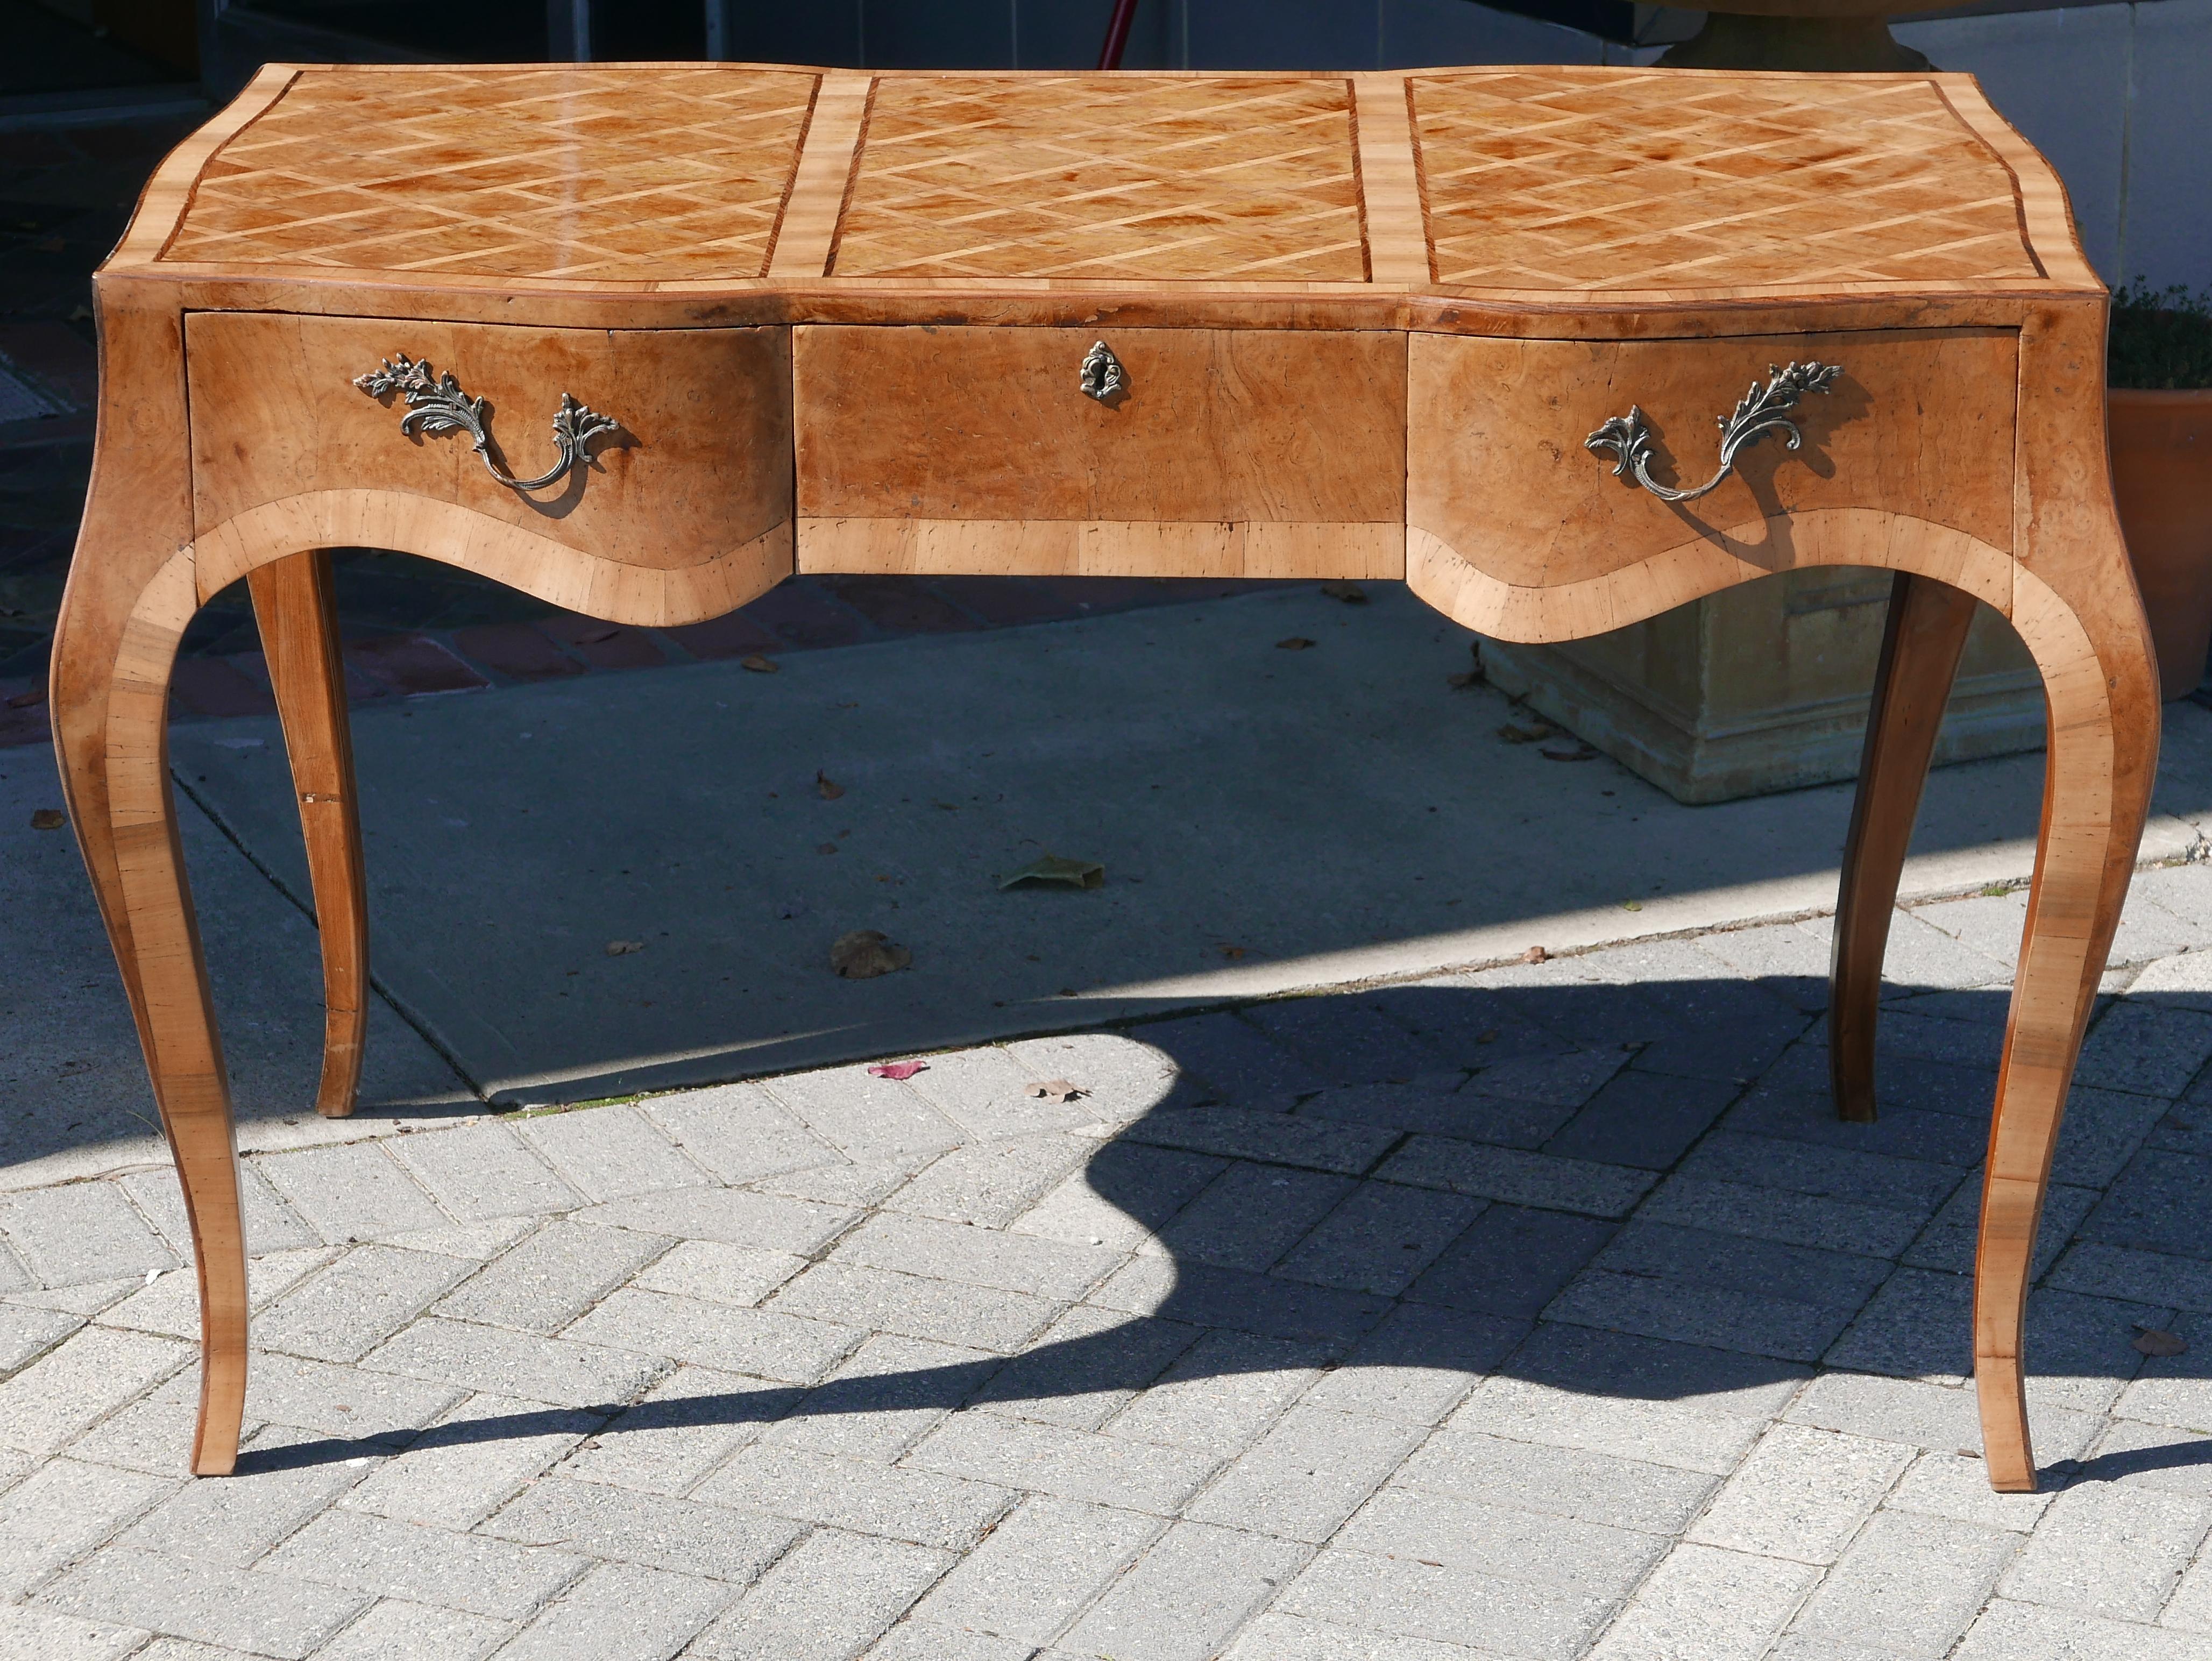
[58, 63, 2155, 1491]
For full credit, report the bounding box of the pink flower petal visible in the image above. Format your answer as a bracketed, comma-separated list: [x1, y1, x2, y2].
[867, 1060, 928, 1081]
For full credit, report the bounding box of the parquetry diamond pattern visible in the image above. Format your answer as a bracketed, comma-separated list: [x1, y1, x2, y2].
[161, 67, 816, 280]
[831, 75, 1367, 281]
[1413, 70, 2040, 291]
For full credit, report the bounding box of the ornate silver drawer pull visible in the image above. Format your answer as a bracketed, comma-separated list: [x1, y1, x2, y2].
[1079, 340, 1127, 402]
[1586, 360, 1842, 504]
[353, 353, 620, 491]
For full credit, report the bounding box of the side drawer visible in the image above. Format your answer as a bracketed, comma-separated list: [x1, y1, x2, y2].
[186, 313, 793, 576]
[1408, 328, 2018, 592]
[793, 324, 1406, 579]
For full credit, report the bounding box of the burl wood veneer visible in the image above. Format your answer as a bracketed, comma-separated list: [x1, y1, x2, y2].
[55, 61, 2153, 1494]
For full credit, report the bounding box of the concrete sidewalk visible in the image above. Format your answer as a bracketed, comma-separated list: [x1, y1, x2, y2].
[9, 584, 2212, 1661]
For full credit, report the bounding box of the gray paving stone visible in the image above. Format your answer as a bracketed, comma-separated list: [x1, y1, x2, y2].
[40, 1545, 368, 1657]
[2074, 1415, 2212, 1496]
[343, 1393, 599, 1530]
[758, 1066, 966, 1163]
[1393, 1428, 1717, 1532]
[1154, 1162, 1358, 1273]
[2077, 1002, 2212, 1097]
[0, 1601, 149, 1661]
[484, 1475, 800, 1581]
[1104, 1330, 1329, 1458]
[122, 1164, 318, 1259]
[0, 1326, 188, 1454]
[386, 1121, 583, 1223]
[1507, 1322, 1809, 1422]
[1244, 998, 1443, 1088]
[363, 1316, 665, 1409]
[1998, 1482, 2212, 1621]
[576, 1188, 856, 1254]
[565, 1287, 862, 1381]
[639, 1081, 840, 1184]
[433, 1220, 667, 1335]
[2051, 1242, 2212, 1313]
[831, 1211, 1119, 1301]
[885, 1134, 1097, 1229]
[245, 1354, 464, 1444]
[750, 1153, 939, 1209]
[1723, 1084, 1986, 1169]
[1903, 1178, 2098, 1280]
[1333, 1487, 1663, 1600]
[698, 1442, 1013, 1549]
[1587, 1542, 1819, 1661]
[630, 1240, 807, 1309]
[1089, 1258, 1389, 1345]
[1294, 1079, 1568, 1152]
[1123, 1106, 1396, 1176]
[1642, 1174, 1925, 1259]
[1788, 1372, 2102, 1463]
[769, 1263, 1052, 1353]
[690, 1527, 951, 1661]
[1135, 1011, 1331, 1104]
[902, 1046, 1102, 1141]
[1547, 1268, 1854, 1364]
[1542, 1068, 1739, 1171]
[966, 1304, 1199, 1432]
[1062, 1519, 1308, 1661]
[490, 1559, 734, 1661]
[379, 1217, 539, 1262]
[1594, 1221, 1891, 1313]
[0, 1183, 178, 1287]
[1686, 1423, 1911, 1564]
[1296, 1304, 1517, 1426]
[0, 1303, 80, 1375]
[1408, 1204, 1617, 1320]
[2052, 1084, 2177, 1188]
[0, 1457, 175, 1598]
[1447, 1378, 1764, 1477]
[2083, 1149, 2212, 1259]
[1226, 1609, 1494, 1658]
[257, 1245, 476, 1363]
[258, 1142, 451, 1245]
[909, 1494, 1162, 1646]
[859, 1619, 1035, 1661]
[516, 1106, 708, 1203]
[1001, 1032, 1183, 1124]
[1277, 1545, 1613, 1659]
[2163, 1543, 2212, 1631]
[120, 1426, 365, 1566]
[558, 1365, 792, 1496]
[764, 1332, 995, 1459]
[1953, 1599, 2210, 1661]
[908, 1409, 1217, 1513]
[311, 1598, 510, 1661]
[1786, 1511, 2017, 1658]
[2115, 1339, 2212, 1433]
[1272, 1181, 1483, 1297]
[1465, 1047, 1628, 1110]
[1185, 1406, 1420, 1543]
[1884, 1450, 2055, 1531]
[265, 1508, 587, 1620]
[1679, 1131, 1963, 1217]
[1010, 1141, 1225, 1253]
[1375, 1137, 1654, 1217]
[94, 1248, 332, 1344]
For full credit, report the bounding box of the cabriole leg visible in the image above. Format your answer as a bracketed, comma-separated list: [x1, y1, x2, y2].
[1830, 571, 1979, 1121]
[249, 550, 368, 1118]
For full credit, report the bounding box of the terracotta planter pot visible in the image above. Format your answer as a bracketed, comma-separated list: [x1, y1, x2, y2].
[2110, 388, 2212, 702]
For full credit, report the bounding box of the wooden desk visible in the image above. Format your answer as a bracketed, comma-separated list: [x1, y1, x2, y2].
[55, 62, 2155, 1490]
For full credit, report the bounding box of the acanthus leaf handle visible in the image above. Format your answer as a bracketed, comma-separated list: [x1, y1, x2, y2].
[353, 353, 621, 491]
[1585, 360, 1843, 504]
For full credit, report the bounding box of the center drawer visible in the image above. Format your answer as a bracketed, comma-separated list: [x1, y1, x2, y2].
[793, 325, 1407, 579]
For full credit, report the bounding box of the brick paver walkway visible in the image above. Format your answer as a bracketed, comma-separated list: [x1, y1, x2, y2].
[8, 870, 2212, 1659]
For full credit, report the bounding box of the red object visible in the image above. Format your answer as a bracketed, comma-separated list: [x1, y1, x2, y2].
[867, 1060, 928, 1080]
[1097, 0, 1139, 68]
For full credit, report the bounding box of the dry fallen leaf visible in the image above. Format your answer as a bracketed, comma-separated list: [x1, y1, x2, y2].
[1541, 744, 1599, 763]
[575, 625, 618, 644]
[831, 929, 911, 978]
[605, 939, 645, 956]
[816, 842, 838, 855]
[1026, 1078, 1086, 1103]
[2135, 1326, 2188, 1357]
[1622, 899, 1644, 912]
[867, 1060, 928, 1081]
[740, 655, 778, 673]
[1275, 636, 1316, 651]
[1000, 854, 1105, 891]
[816, 770, 845, 801]
[1320, 581, 1368, 604]
[1220, 944, 1248, 960]
[29, 808, 65, 830]
[1497, 722, 1557, 745]
[1522, 946, 1548, 964]
[4, 687, 42, 708]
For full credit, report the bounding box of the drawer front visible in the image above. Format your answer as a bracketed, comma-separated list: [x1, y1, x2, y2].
[187, 314, 792, 574]
[1408, 328, 2018, 593]
[793, 325, 1406, 579]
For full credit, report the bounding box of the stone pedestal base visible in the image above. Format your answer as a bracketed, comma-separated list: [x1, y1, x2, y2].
[1482, 570, 2046, 805]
